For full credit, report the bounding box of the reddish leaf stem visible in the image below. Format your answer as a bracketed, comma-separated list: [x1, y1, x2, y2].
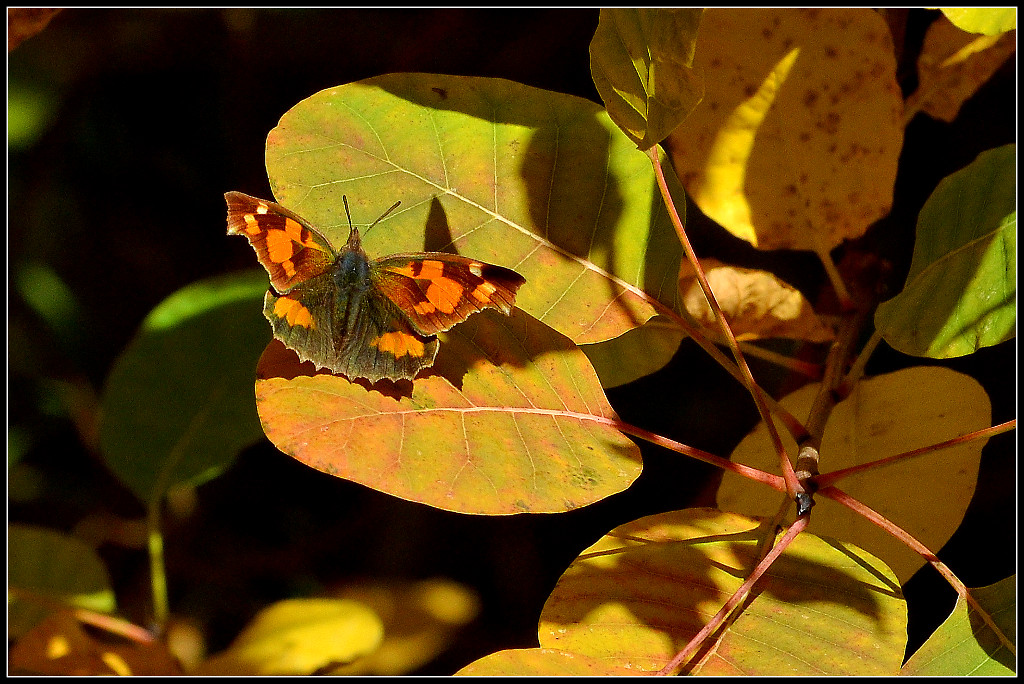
[647, 146, 799, 496]
[610, 418, 786, 491]
[815, 420, 1016, 489]
[820, 485, 1016, 656]
[656, 516, 810, 675]
[9, 586, 157, 644]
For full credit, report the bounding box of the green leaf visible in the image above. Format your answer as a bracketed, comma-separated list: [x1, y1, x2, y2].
[719, 366, 991, 584]
[902, 576, 1015, 675]
[264, 73, 684, 346]
[589, 8, 704, 150]
[537, 509, 907, 674]
[198, 598, 384, 675]
[8, 524, 116, 638]
[940, 7, 1017, 35]
[254, 309, 641, 515]
[875, 144, 1016, 358]
[100, 271, 270, 504]
[582, 315, 686, 388]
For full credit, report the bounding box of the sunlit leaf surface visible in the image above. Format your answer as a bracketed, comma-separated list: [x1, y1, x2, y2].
[255, 309, 641, 514]
[668, 8, 903, 253]
[719, 366, 991, 583]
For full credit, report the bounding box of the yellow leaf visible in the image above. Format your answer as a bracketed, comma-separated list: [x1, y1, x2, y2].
[198, 598, 383, 675]
[718, 366, 991, 583]
[329, 579, 480, 675]
[669, 8, 903, 253]
[940, 7, 1016, 35]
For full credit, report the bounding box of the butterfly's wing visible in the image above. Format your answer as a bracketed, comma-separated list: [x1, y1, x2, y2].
[264, 274, 439, 383]
[373, 253, 526, 335]
[225, 191, 337, 293]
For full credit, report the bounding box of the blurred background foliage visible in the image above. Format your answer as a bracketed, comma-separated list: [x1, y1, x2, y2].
[7, 8, 1015, 672]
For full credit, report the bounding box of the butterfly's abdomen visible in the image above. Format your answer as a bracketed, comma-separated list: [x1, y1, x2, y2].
[332, 249, 378, 342]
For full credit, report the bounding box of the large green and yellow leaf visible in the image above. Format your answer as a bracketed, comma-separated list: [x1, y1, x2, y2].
[264, 73, 684, 346]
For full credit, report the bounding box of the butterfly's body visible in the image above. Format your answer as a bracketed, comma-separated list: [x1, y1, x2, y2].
[225, 191, 525, 383]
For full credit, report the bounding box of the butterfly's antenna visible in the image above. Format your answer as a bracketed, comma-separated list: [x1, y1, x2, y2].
[342, 195, 354, 232]
[365, 200, 401, 237]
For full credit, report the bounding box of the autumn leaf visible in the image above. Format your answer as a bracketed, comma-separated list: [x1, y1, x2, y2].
[668, 8, 903, 254]
[254, 309, 641, 514]
[456, 648, 636, 676]
[718, 366, 991, 583]
[940, 7, 1017, 36]
[198, 599, 383, 675]
[264, 73, 686, 346]
[534, 509, 906, 675]
[679, 258, 834, 343]
[10, 612, 180, 676]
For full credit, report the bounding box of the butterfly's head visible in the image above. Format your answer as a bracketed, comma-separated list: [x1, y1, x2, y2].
[342, 195, 401, 248]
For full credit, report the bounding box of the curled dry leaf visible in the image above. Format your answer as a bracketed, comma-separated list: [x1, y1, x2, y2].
[680, 258, 834, 343]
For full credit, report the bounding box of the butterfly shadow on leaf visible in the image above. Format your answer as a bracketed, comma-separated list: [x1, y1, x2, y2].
[255, 339, 416, 400]
[422, 195, 460, 253]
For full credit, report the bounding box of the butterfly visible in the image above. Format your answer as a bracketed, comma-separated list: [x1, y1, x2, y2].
[225, 191, 526, 383]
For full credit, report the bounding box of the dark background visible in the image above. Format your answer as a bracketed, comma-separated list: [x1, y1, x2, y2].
[8, 8, 1015, 673]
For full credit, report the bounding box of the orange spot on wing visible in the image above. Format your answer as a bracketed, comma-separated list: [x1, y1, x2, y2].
[242, 214, 262, 235]
[470, 281, 497, 303]
[372, 331, 426, 358]
[425, 277, 465, 314]
[283, 217, 311, 245]
[416, 260, 446, 280]
[266, 229, 296, 263]
[273, 297, 314, 328]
